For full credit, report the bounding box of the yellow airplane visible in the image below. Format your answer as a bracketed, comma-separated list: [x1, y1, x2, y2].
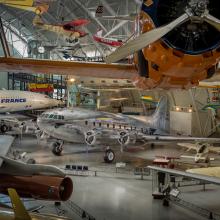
[0, 0, 49, 15]
[1, 188, 71, 220]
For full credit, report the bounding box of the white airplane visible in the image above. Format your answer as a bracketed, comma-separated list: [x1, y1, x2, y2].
[0, 90, 61, 133]
[178, 142, 220, 163]
[36, 96, 220, 163]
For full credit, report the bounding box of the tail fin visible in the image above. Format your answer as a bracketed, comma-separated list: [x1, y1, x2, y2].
[33, 15, 44, 26]
[96, 29, 103, 37]
[8, 188, 31, 220]
[151, 96, 169, 132]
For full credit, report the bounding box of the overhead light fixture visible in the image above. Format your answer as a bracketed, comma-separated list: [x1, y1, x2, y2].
[188, 108, 193, 113]
[176, 107, 180, 111]
[38, 46, 45, 54]
[69, 78, 75, 82]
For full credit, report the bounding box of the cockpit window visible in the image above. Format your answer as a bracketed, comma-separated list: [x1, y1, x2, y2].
[49, 114, 54, 119]
[58, 115, 64, 120]
[53, 115, 58, 119]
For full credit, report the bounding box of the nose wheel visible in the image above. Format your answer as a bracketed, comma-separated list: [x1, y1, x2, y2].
[52, 141, 64, 156]
[0, 124, 9, 133]
[104, 148, 115, 163]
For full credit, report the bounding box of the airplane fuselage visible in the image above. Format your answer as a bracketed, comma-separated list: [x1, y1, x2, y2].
[37, 108, 156, 144]
[0, 90, 60, 113]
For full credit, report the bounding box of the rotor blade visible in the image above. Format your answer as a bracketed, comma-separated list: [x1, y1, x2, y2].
[105, 13, 189, 64]
[204, 13, 220, 31]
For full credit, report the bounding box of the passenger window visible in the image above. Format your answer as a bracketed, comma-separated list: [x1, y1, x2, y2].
[49, 114, 54, 119]
[53, 115, 58, 119]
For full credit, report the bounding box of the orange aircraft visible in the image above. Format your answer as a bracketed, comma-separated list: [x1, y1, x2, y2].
[106, 0, 220, 89]
[1, 0, 220, 90]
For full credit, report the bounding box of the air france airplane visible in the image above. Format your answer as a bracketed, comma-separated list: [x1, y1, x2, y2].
[0, 90, 61, 133]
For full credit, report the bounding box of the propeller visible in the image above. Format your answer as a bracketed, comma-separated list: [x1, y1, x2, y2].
[105, 13, 189, 63]
[204, 13, 220, 31]
[105, 8, 220, 64]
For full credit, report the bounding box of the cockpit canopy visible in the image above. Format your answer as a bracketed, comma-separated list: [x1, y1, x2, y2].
[41, 113, 64, 120]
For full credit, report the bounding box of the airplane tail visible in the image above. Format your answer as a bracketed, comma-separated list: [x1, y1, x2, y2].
[96, 29, 103, 37]
[151, 95, 169, 132]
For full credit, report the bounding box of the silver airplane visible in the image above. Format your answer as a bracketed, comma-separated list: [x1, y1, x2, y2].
[37, 96, 220, 163]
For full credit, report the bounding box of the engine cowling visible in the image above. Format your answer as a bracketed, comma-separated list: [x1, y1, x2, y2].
[0, 175, 73, 201]
[143, 0, 220, 55]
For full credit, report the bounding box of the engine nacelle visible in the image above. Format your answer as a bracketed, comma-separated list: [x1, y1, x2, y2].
[84, 130, 97, 145]
[0, 174, 73, 201]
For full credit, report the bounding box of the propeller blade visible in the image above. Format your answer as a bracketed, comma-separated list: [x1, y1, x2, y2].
[204, 13, 220, 31]
[105, 13, 189, 63]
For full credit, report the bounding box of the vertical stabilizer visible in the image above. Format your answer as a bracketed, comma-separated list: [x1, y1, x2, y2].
[151, 96, 169, 132]
[8, 188, 31, 220]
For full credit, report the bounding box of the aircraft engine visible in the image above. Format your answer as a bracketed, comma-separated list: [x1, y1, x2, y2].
[118, 131, 130, 146]
[84, 130, 97, 145]
[154, 0, 220, 55]
[0, 175, 73, 201]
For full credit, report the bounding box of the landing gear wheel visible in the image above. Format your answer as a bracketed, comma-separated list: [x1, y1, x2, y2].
[104, 149, 115, 163]
[52, 142, 63, 156]
[1, 124, 8, 133]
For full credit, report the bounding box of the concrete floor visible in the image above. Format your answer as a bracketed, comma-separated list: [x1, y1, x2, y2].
[5, 135, 220, 220]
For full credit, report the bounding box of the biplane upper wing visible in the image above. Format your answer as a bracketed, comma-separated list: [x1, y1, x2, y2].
[64, 19, 90, 27]
[0, 0, 34, 6]
[0, 57, 137, 79]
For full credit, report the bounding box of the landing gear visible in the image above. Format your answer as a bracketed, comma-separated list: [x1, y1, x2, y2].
[103, 148, 115, 163]
[52, 141, 64, 156]
[0, 124, 9, 133]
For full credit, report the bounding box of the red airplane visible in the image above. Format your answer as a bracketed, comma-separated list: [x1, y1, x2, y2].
[93, 29, 124, 47]
[33, 16, 90, 43]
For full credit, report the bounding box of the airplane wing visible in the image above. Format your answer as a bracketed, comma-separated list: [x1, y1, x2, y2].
[0, 0, 34, 6]
[177, 143, 198, 151]
[187, 167, 220, 178]
[0, 57, 137, 79]
[64, 19, 90, 27]
[8, 188, 31, 220]
[139, 134, 220, 143]
[0, 135, 15, 166]
[208, 146, 220, 154]
[148, 165, 220, 185]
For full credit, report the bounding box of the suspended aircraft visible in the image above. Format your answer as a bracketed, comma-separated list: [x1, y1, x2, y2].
[0, 188, 72, 220]
[2, 0, 220, 89]
[0, 90, 61, 133]
[36, 96, 220, 163]
[0, 135, 73, 202]
[178, 142, 220, 163]
[93, 29, 124, 47]
[33, 16, 90, 43]
[105, 0, 220, 89]
[0, 0, 49, 15]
